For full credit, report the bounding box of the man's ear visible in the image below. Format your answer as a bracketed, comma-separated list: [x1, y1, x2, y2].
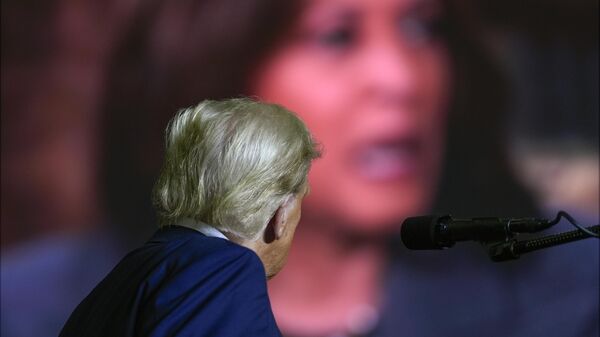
[264, 195, 296, 243]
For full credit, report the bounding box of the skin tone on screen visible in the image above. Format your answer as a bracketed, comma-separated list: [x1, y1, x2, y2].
[251, 0, 451, 334]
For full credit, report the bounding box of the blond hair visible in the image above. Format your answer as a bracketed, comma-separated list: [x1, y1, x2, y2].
[153, 98, 320, 240]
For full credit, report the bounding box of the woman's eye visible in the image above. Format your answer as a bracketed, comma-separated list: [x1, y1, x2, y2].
[397, 16, 443, 46]
[315, 26, 356, 49]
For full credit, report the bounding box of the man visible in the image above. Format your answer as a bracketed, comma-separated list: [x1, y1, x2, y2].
[59, 98, 320, 337]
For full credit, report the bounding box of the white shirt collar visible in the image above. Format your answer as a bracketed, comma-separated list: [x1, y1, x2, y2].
[177, 218, 229, 241]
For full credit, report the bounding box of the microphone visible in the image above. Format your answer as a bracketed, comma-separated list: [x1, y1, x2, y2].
[401, 215, 551, 250]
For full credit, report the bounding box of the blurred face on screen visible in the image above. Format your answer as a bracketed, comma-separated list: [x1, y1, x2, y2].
[252, 0, 451, 234]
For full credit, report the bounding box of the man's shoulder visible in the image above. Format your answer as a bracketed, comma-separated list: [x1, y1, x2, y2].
[131, 228, 277, 336]
[150, 226, 260, 267]
[139, 226, 267, 290]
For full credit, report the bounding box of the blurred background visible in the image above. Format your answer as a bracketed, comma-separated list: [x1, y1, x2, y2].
[2, 0, 597, 249]
[1, 0, 598, 336]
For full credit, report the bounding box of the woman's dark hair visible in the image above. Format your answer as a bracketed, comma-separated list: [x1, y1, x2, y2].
[432, 2, 537, 216]
[100, 0, 536, 243]
[101, 0, 302, 241]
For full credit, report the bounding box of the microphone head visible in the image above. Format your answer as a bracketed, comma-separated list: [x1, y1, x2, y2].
[401, 215, 451, 250]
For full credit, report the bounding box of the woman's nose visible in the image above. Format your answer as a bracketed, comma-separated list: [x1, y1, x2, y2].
[354, 27, 420, 108]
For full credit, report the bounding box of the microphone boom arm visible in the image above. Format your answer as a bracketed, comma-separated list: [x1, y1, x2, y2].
[487, 225, 600, 262]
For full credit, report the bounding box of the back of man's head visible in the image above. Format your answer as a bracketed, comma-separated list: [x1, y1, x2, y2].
[153, 98, 320, 241]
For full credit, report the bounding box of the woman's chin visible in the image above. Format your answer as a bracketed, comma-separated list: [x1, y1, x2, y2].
[334, 200, 431, 236]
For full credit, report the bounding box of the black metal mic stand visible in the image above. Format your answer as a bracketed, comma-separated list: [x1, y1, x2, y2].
[487, 225, 600, 262]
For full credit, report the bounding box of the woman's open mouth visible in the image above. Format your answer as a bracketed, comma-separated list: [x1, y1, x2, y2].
[351, 136, 422, 182]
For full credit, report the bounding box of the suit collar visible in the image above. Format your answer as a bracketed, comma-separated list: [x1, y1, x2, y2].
[176, 218, 229, 241]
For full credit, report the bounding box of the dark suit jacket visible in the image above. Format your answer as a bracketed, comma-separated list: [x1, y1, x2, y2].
[59, 226, 282, 337]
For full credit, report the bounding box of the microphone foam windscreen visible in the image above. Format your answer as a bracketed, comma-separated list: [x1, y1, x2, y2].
[401, 216, 442, 250]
